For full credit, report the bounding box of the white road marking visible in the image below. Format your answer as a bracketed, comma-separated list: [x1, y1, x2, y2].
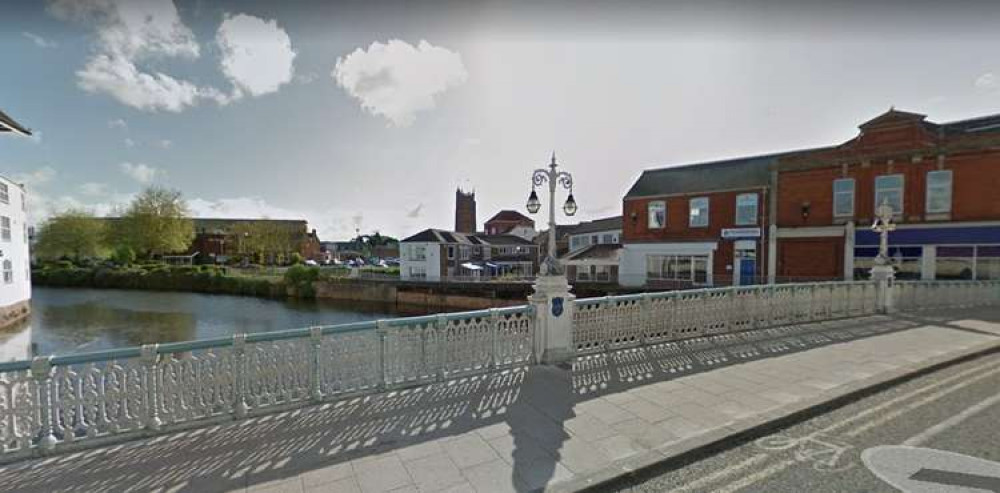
[845, 365, 1000, 437]
[712, 459, 797, 493]
[669, 454, 769, 493]
[903, 391, 1000, 446]
[808, 356, 1000, 435]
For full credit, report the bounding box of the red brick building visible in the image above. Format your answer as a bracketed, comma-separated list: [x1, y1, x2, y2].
[484, 210, 535, 236]
[620, 108, 1000, 287]
[772, 109, 1000, 282]
[455, 189, 476, 234]
[620, 155, 776, 287]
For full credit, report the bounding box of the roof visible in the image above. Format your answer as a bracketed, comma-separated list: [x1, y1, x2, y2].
[624, 149, 811, 199]
[0, 109, 31, 136]
[401, 228, 536, 246]
[485, 210, 534, 223]
[938, 113, 1000, 136]
[562, 243, 623, 261]
[570, 216, 622, 235]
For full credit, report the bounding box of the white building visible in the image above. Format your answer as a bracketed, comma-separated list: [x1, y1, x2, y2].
[1, 109, 33, 330]
[566, 216, 622, 252]
[400, 229, 539, 282]
[0, 175, 31, 330]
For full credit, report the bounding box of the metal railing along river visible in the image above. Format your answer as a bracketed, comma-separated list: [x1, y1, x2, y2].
[0, 279, 996, 461]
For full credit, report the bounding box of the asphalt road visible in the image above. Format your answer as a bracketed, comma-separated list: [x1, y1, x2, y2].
[595, 349, 1000, 493]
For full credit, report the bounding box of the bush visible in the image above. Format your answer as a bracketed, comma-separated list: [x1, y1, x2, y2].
[284, 264, 319, 297]
[112, 245, 137, 266]
[290, 253, 304, 265]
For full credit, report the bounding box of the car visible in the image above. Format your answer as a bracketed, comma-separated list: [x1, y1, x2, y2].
[304, 259, 318, 266]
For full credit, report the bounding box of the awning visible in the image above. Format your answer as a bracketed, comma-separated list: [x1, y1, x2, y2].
[461, 262, 483, 271]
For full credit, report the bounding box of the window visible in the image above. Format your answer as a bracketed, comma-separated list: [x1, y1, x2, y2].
[570, 236, 589, 250]
[459, 246, 470, 260]
[926, 170, 953, 214]
[735, 193, 758, 225]
[874, 174, 904, 215]
[601, 233, 614, 244]
[647, 254, 710, 283]
[408, 245, 426, 261]
[0, 183, 8, 204]
[447, 246, 455, 259]
[2, 260, 11, 284]
[689, 197, 709, 227]
[408, 266, 427, 279]
[1, 216, 10, 242]
[977, 246, 1000, 280]
[648, 201, 666, 229]
[833, 178, 855, 217]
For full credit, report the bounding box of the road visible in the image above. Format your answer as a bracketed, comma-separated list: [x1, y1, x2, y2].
[595, 349, 1000, 493]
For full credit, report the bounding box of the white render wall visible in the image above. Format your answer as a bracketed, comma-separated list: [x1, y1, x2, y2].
[619, 241, 717, 287]
[0, 175, 30, 311]
[399, 242, 441, 281]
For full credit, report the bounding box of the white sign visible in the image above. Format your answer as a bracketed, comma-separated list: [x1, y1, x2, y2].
[862, 445, 1000, 492]
[721, 227, 761, 239]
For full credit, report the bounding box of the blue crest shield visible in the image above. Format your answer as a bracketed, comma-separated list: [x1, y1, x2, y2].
[551, 297, 564, 317]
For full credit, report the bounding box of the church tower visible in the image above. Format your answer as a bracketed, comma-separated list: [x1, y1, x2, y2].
[455, 188, 476, 233]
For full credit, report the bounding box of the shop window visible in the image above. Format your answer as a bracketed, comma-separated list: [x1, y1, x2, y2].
[925, 170, 953, 214]
[647, 254, 709, 283]
[648, 201, 666, 229]
[935, 246, 975, 280]
[975, 246, 1000, 280]
[854, 246, 922, 280]
[833, 178, 855, 217]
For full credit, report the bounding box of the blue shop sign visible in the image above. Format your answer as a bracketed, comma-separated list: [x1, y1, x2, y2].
[855, 226, 1000, 246]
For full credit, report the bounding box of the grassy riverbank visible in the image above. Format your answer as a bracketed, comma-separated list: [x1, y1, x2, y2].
[32, 263, 286, 298]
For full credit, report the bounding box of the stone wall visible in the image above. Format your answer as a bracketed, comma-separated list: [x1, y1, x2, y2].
[0, 300, 30, 330]
[314, 279, 531, 310]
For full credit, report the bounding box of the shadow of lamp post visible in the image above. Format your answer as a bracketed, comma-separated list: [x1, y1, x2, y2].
[525, 153, 578, 365]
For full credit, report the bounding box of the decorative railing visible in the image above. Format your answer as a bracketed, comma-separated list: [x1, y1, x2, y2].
[572, 282, 879, 354]
[0, 305, 533, 460]
[895, 280, 1000, 311]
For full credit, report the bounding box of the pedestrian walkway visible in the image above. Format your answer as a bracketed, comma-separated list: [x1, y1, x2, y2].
[2, 308, 999, 493]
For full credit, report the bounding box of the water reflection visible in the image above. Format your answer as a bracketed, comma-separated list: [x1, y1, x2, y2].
[14, 287, 437, 358]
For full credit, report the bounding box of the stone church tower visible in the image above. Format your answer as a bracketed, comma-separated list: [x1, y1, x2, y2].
[455, 188, 476, 233]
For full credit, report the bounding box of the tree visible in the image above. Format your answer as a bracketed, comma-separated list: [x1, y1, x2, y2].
[110, 187, 194, 259]
[33, 209, 107, 261]
[230, 221, 299, 265]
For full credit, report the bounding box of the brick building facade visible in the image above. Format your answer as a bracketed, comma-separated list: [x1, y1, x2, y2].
[771, 109, 1000, 282]
[455, 189, 476, 234]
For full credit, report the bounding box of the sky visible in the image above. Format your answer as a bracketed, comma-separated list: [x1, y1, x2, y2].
[2, 0, 1000, 240]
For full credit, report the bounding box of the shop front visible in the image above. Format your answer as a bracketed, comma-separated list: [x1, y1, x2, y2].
[853, 224, 1000, 281]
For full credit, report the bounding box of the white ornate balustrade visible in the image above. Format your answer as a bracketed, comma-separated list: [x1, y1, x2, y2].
[572, 282, 881, 354]
[894, 280, 1000, 311]
[0, 306, 534, 461]
[0, 279, 996, 462]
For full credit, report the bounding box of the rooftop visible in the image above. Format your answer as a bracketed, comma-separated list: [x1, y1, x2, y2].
[402, 228, 535, 246]
[486, 210, 534, 223]
[0, 108, 31, 136]
[569, 216, 623, 235]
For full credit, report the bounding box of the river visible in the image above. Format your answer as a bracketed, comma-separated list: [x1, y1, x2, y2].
[0, 287, 443, 360]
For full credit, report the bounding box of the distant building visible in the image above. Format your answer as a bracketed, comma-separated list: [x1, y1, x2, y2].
[455, 188, 477, 234]
[484, 210, 535, 235]
[566, 216, 622, 252]
[534, 224, 575, 259]
[1, 108, 32, 330]
[188, 218, 322, 263]
[400, 229, 538, 281]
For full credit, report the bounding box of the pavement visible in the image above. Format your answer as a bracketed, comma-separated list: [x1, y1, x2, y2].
[597, 343, 1000, 492]
[1, 307, 998, 493]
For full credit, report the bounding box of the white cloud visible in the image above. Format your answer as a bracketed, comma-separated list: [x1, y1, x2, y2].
[22, 31, 57, 48]
[77, 52, 205, 112]
[216, 14, 296, 98]
[332, 39, 468, 126]
[119, 162, 161, 184]
[124, 137, 135, 147]
[975, 72, 998, 91]
[108, 118, 127, 129]
[11, 167, 57, 187]
[79, 182, 110, 196]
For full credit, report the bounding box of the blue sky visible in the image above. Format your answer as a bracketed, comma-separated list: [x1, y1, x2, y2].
[3, 0, 1000, 240]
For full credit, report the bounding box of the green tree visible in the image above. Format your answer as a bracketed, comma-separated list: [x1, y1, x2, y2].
[231, 221, 299, 265]
[111, 187, 194, 259]
[33, 209, 108, 261]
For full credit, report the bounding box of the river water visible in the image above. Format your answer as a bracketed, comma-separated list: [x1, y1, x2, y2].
[0, 287, 440, 360]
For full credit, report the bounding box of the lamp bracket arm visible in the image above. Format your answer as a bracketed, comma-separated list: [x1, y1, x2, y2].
[555, 171, 573, 190]
[531, 169, 550, 188]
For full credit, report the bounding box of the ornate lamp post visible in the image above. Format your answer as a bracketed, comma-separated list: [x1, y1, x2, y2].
[870, 198, 897, 313]
[527, 152, 577, 275]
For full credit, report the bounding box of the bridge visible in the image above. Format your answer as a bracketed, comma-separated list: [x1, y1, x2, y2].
[0, 280, 997, 492]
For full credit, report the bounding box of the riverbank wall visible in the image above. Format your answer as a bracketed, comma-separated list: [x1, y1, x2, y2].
[313, 279, 532, 310]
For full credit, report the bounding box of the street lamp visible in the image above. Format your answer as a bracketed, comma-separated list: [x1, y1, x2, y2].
[526, 152, 577, 275]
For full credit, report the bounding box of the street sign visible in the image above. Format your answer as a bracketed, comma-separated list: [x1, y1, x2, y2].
[862, 445, 1000, 492]
[721, 227, 761, 239]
